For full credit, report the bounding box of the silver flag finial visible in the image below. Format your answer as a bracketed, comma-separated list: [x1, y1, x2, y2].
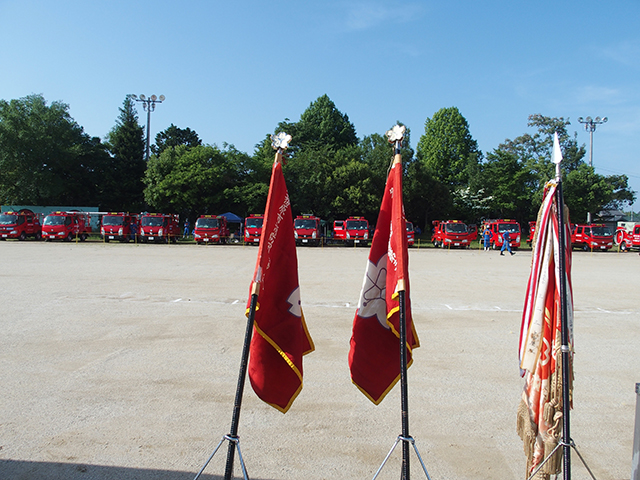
[271, 132, 292, 151]
[385, 124, 406, 144]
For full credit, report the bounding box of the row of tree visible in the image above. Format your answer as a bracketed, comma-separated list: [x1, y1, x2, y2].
[0, 93, 635, 230]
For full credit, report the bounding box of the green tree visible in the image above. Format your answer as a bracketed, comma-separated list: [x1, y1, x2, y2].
[416, 107, 481, 188]
[151, 124, 202, 156]
[143, 144, 241, 218]
[105, 96, 146, 211]
[0, 94, 109, 205]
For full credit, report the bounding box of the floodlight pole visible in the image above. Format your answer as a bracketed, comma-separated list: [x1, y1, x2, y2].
[131, 94, 165, 161]
[577, 116, 607, 223]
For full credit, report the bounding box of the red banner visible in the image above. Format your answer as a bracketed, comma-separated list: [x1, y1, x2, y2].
[248, 154, 314, 413]
[348, 156, 420, 404]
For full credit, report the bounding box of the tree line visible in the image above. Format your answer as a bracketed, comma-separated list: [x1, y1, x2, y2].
[0, 93, 635, 230]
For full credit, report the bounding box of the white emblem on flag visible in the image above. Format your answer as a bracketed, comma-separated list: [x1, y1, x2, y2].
[287, 286, 302, 318]
[357, 254, 388, 328]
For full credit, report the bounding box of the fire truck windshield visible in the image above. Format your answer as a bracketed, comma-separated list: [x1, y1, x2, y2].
[246, 217, 263, 228]
[142, 217, 165, 227]
[43, 216, 66, 226]
[497, 224, 520, 233]
[346, 220, 367, 230]
[445, 223, 468, 233]
[591, 226, 612, 236]
[196, 218, 219, 229]
[102, 216, 124, 226]
[0, 214, 17, 225]
[406, 222, 414, 231]
[295, 219, 317, 229]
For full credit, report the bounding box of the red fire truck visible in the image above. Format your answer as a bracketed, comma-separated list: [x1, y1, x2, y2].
[406, 221, 415, 247]
[571, 223, 614, 251]
[431, 220, 472, 248]
[526, 221, 536, 247]
[42, 211, 92, 242]
[614, 222, 640, 252]
[244, 214, 264, 245]
[100, 213, 139, 242]
[0, 208, 42, 241]
[481, 219, 521, 250]
[194, 215, 230, 245]
[333, 216, 369, 246]
[294, 214, 322, 246]
[139, 213, 180, 243]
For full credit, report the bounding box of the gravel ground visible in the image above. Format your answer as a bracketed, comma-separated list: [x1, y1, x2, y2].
[0, 241, 638, 480]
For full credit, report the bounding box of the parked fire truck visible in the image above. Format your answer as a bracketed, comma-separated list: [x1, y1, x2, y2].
[0, 208, 42, 241]
[139, 213, 180, 243]
[526, 221, 536, 247]
[431, 220, 472, 248]
[244, 214, 264, 245]
[100, 213, 139, 242]
[294, 214, 322, 246]
[570, 223, 614, 251]
[333, 216, 369, 246]
[406, 221, 415, 247]
[42, 211, 92, 241]
[614, 222, 640, 252]
[194, 215, 230, 245]
[480, 219, 521, 250]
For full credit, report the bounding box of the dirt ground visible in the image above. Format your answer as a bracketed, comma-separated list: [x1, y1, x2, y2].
[0, 241, 638, 480]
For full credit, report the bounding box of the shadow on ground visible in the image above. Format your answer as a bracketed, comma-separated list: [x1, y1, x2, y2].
[0, 459, 260, 480]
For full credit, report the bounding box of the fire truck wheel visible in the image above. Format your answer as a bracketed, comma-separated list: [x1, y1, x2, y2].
[19, 231, 27, 241]
[80, 234, 87, 242]
[582, 245, 589, 252]
[65, 233, 73, 242]
[35, 233, 41, 241]
[620, 242, 628, 252]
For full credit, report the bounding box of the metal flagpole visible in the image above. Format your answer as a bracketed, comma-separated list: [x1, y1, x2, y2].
[192, 282, 259, 480]
[372, 126, 431, 480]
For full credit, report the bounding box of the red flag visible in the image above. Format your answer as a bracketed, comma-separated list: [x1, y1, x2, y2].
[247, 151, 314, 413]
[348, 154, 420, 405]
[517, 179, 573, 476]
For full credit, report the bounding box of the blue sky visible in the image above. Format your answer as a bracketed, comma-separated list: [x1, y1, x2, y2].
[2, 0, 639, 210]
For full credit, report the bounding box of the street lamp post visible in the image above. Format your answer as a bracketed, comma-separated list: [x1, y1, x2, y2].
[577, 115, 607, 223]
[131, 94, 165, 161]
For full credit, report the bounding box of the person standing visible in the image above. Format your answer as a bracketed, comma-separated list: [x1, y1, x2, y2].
[183, 218, 190, 239]
[500, 230, 515, 255]
[483, 226, 492, 251]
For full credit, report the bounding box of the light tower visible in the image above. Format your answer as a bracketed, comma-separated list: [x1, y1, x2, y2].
[131, 94, 165, 160]
[577, 115, 607, 223]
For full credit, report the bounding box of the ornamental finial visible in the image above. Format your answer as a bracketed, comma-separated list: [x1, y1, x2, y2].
[271, 132, 292, 151]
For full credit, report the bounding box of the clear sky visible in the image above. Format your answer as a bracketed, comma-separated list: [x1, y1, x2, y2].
[2, 0, 639, 210]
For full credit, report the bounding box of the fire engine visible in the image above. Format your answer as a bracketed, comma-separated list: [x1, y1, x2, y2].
[42, 211, 92, 242]
[406, 221, 415, 247]
[244, 214, 264, 245]
[614, 222, 640, 252]
[294, 214, 322, 246]
[526, 221, 536, 247]
[194, 215, 230, 245]
[571, 223, 614, 251]
[431, 220, 472, 248]
[481, 219, 521, 250]
[333, 216, 369, 246]
[139, 213, 180, 243]
[100, 213, 139, 242]
[0, 208, 42, 240]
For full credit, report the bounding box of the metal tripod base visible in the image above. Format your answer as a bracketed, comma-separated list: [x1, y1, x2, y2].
[193, 434, 249, 480]
[372, 435, 431, 480]
[527, 438, 597, 480]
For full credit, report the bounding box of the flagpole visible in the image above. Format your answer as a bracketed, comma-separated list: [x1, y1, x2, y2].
[554, 152, 572, 480]
[222, 282, 259, 480]
[394, 136, 411, 480]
